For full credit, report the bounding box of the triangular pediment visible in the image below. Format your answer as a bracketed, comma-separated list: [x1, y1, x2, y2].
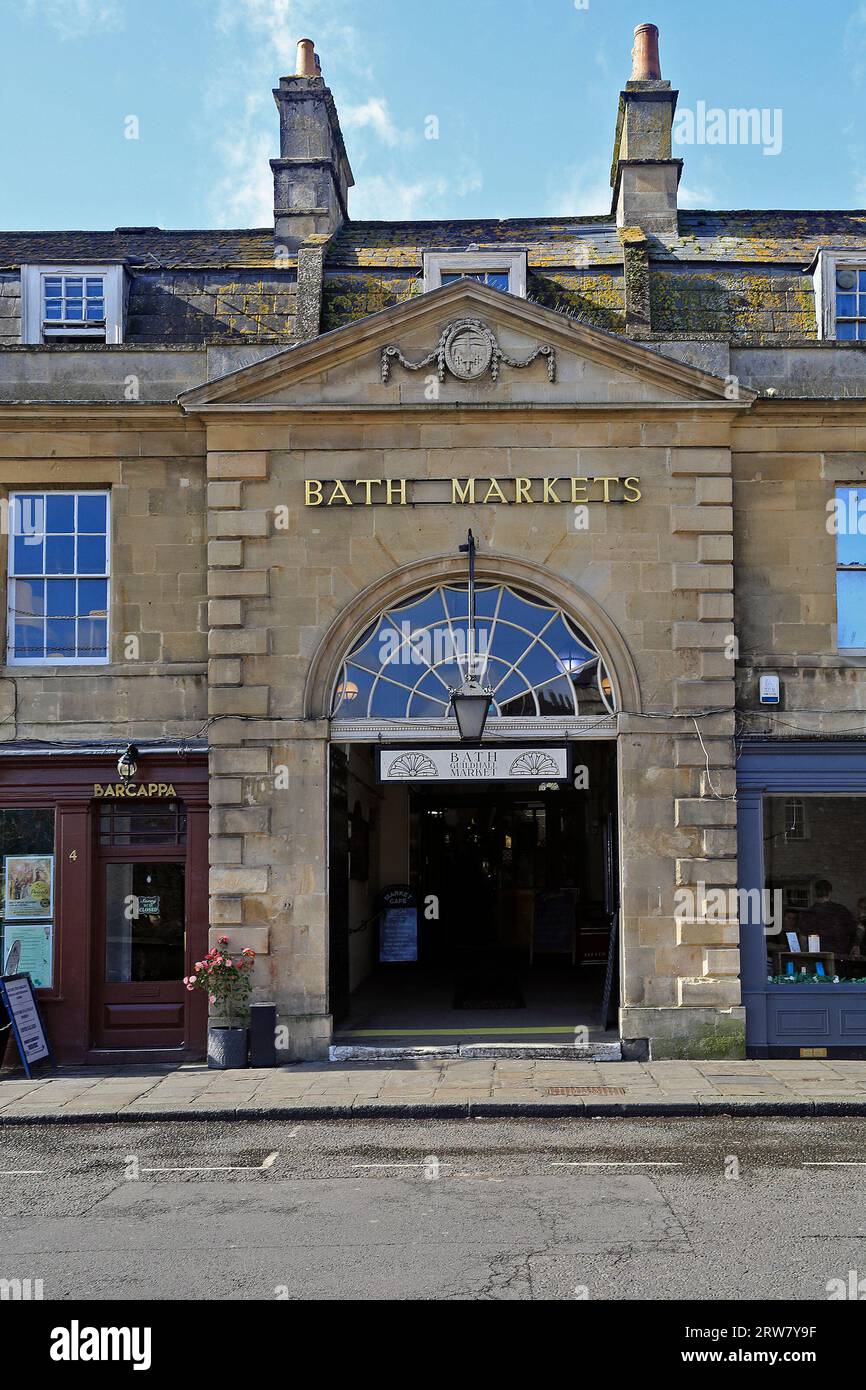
[179, 279, 754, 410]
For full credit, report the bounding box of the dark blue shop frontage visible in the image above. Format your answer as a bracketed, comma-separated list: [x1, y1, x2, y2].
[738, 740, 866, 1057]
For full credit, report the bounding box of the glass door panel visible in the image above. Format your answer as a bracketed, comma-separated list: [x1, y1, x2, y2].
[104, 862, 185, 983]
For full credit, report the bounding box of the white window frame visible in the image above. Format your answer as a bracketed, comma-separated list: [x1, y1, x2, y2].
[834, 484, 866, 654]
[20, 264, 126, 345]
[812, 248, 866, 340]
[7, 490, 111, 667]
[783, 796, 809, 842]
[423, 250, 527, 297]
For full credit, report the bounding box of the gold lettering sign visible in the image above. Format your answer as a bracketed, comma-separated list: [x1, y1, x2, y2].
[93, 783, 177, 799]
[304, 477, 642, 506]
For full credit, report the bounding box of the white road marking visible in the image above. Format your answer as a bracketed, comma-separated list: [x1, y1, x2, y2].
[802, 1161, 866, 1166]
[551, 1161, 682, 1168]
[142, 1150, 279, 1174]
[0, 1167, 46, 1175]
[352, 1162, 453, 1170]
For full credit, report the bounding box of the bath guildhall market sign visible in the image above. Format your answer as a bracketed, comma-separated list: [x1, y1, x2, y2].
[304, 476, 642, 507]
[378, 747, 570, 783]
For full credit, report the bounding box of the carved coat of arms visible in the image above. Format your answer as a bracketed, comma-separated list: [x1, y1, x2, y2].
[381, 318, 556, 385]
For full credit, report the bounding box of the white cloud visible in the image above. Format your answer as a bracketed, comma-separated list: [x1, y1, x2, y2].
[347, 156, 483, 220]
[204, 1, 483, 227]
[214, 0, 308, 71]
[212, 125, 274, 228]
[555, 161, 612, 216]
[845, 3, 866, 85]
[342, 98, 408, 148]
[679, 183, 718, 208]
[349, 174, 450, 221]
[25, 0, 123, 40]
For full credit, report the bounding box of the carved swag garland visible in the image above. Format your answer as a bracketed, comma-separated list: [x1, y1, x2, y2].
[381, 317, 557, 385]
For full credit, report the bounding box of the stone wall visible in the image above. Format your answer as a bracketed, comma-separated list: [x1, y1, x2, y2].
[199, 367, 743, 1057]
[733, 403, 866, 735]
[0, 408, 207, 742]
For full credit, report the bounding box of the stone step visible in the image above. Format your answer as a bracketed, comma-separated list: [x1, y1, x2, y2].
[329, 1041, 623, 1062]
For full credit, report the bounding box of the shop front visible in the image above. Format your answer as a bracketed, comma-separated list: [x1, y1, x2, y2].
[0, 751, 208, 1064]
[738, 740, 866, 1057]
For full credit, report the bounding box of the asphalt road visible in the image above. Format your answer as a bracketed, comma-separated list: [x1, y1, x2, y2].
[2, 1115, 866, 1300]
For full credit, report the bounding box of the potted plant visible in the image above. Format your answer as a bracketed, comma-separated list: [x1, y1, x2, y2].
[184, 938, 256, 1069]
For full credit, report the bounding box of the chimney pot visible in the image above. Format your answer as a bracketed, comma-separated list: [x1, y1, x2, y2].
[296, 38, 317, 77]
[631, 22, 661, 81]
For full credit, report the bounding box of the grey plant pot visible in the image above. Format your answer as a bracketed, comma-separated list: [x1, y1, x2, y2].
[207, 1025, 248, 1070]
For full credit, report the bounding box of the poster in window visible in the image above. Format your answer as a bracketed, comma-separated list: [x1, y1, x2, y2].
[3, 855, 54, 920]
[2, 923, 52, 988]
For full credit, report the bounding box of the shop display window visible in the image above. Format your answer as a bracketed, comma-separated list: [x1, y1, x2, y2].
[0, 807, 56, 988]
[764, 795, 866, 982]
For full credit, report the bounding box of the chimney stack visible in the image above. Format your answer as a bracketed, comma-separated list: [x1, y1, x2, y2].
[630, 22, 662, 81]
[271, 39, 354, 251]
[610, 22, 681, 236]
[295, 38, 317, 77]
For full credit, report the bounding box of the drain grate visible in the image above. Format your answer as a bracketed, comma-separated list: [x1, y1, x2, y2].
[546, 1086, 626, 1096]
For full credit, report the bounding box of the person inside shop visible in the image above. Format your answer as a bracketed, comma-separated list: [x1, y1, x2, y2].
[803, 880, 858, 959]
[851, 897, 866, 962]
[780, 907, 803, 948]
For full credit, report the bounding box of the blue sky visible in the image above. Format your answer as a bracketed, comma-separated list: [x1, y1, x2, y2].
[1, 0, 864, 230]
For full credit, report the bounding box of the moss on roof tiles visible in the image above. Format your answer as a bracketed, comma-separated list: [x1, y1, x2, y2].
[651, 266, 817, 340]
[327, 209, 866, 268]
[321, 273, 419, 331]
[0, 229, 288, 270]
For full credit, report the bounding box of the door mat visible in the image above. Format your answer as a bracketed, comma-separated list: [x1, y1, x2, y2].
[453, 975, 525, 1009]
[546, 1086, 626, 1096]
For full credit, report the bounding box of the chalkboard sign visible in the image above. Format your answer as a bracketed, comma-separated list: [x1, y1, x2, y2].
[531, 891, 576, 963]
[379, 885, 418, 963]
[0, 973, 53, 1078]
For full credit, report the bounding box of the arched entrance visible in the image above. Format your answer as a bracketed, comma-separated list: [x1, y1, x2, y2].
[318, 560, 632, 1050]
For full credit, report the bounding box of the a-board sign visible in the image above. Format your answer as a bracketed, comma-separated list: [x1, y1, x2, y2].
[0, 973, 52, 1078]
[532, 891, 576, 962]
[379, 885, 418, 963]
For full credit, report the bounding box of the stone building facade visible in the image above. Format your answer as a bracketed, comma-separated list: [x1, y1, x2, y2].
[1, 24, 865, 1063]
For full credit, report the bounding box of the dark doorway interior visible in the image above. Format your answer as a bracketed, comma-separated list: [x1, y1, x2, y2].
[330, 741, 618, 1044]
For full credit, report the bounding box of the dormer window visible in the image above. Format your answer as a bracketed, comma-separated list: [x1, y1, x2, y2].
[441, 270, 510, 291]
[423, 251, 527, 297]
[20, 264, 126, 344]
[812, 249, 866, 341]
[834, 267, 866, 341]
[43, 274, 105, 335]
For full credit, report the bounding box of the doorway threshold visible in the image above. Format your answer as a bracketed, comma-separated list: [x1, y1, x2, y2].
[331, 1035, 622, 1061]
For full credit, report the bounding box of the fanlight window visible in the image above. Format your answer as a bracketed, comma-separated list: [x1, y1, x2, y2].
[332, 584, 616, 720]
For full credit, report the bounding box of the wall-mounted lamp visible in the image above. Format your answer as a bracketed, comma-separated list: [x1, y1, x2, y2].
[117, 743, 139, 782]
[449, 530, 493, 741]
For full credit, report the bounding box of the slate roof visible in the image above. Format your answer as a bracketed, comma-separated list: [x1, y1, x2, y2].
[0, 209, 861, 274]
[0, 210, 863, 345]
[326, 210, 866, 269]
[0, 229, 285, 270]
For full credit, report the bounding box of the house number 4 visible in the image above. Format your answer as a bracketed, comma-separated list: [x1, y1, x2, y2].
[68, 850, 78, 861]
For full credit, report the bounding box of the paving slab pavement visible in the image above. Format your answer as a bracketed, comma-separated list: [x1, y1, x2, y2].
[2, 1057, 866, 1119]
